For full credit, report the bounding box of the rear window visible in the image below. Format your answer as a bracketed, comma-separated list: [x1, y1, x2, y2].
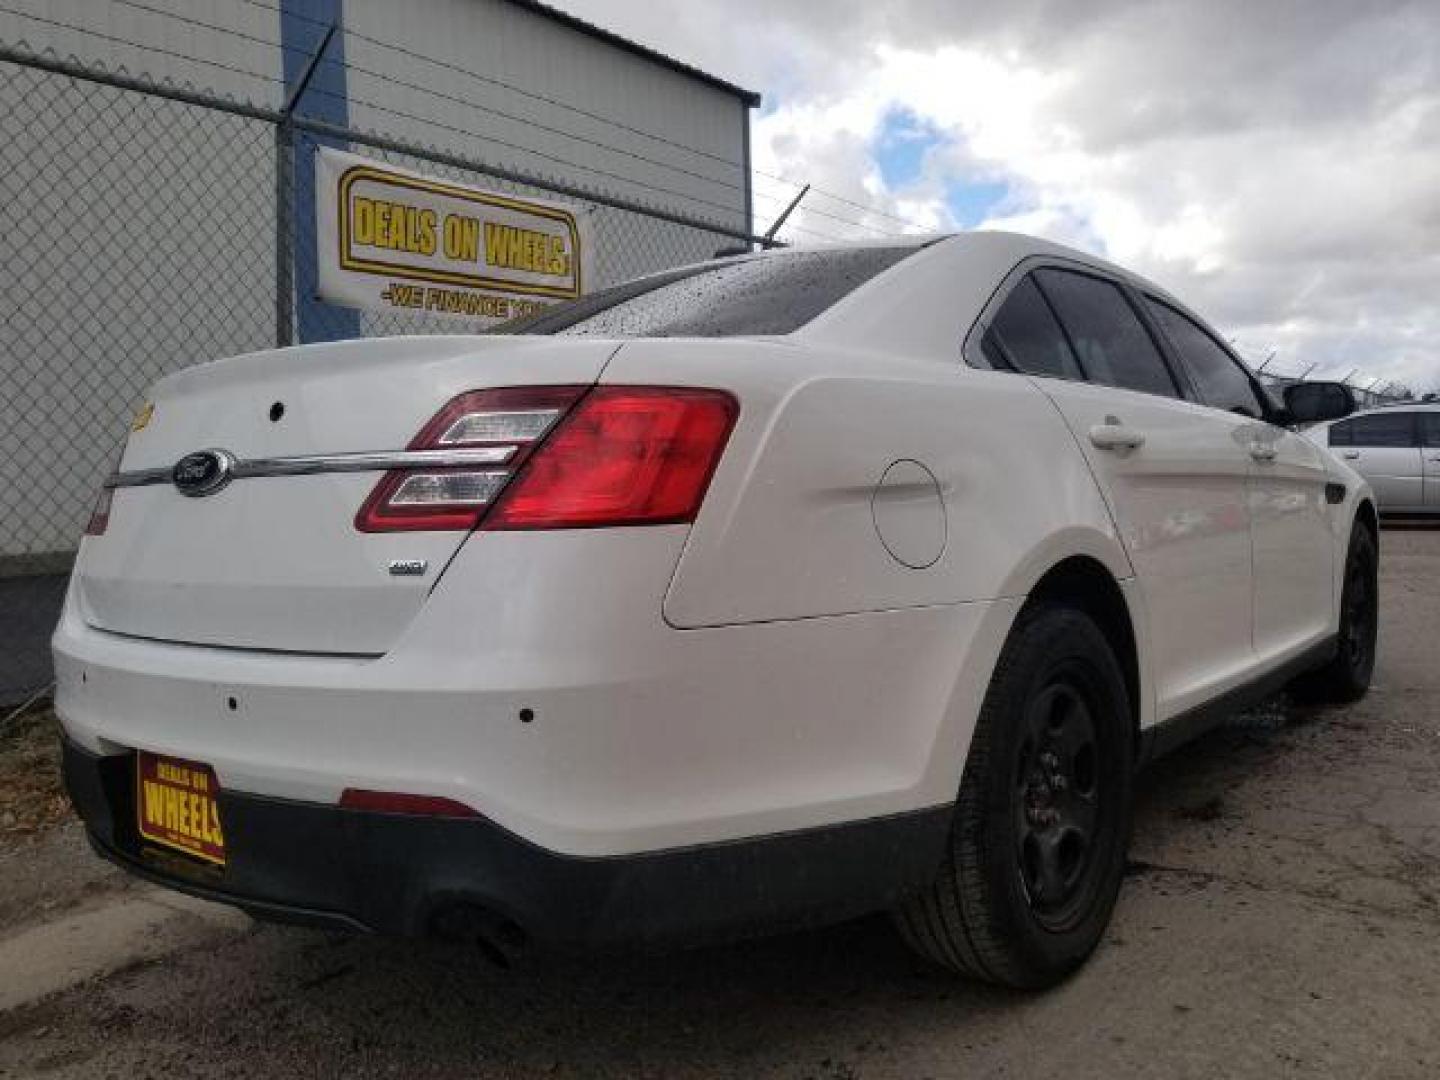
[1032, 268, 1180, 398]
[500, 247, 920, 337]
[1329, 412, 1417, 448]
[983, 275, 1084, 380]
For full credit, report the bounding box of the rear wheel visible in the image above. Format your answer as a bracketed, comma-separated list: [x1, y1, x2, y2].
[895, 605, 1133, 989]
[1290, 519, 1378, 704]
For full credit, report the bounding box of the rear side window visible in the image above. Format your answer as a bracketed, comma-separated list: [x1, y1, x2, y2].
[1329, 413, 1417, 448]
[1145, 298, 1265, 418]
[983, 276, 1083, 380]
[1033, 269, 1179, 398]
[502, 247, 919, 337]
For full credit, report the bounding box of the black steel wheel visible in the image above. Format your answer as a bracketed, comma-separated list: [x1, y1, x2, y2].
[1291, 518, 1378, 704]
[1015, 678, 1106, 932]
[895, 603, 1133, 989]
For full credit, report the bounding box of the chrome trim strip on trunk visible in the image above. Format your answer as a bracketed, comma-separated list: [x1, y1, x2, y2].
[105, 447, 516, 489]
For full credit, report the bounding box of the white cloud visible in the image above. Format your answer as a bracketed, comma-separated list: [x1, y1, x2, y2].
[559, 0, 1440, 393]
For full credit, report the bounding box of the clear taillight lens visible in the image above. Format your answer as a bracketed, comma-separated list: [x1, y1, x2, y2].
[356, 385, 738, 533]
[355, 385, 586, 533]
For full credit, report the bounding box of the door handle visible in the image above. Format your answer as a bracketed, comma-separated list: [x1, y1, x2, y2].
[1088, 422, 1145, 452]
[1341, 451, 1360, 460]
[1249, 443, 1277, 462]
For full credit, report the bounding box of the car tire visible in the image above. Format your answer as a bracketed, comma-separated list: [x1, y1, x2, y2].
[894, 604, 1134, 990]
[1290, 519, 1378, 705]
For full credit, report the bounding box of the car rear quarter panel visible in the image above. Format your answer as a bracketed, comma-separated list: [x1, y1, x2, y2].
[601, 341, 1133, 626]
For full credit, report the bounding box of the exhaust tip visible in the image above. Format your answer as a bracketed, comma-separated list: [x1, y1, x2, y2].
[428, 902, 529, 969]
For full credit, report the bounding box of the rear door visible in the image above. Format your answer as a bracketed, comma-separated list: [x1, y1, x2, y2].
[1143, 297, 1333, 661]
[981, 267, 1255, 718]
[1327, 412, 1423, 511]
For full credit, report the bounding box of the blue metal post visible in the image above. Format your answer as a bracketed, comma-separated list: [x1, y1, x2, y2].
[280, 0, 360, 343]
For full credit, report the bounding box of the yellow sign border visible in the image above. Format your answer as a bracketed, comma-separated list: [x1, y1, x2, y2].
[135, 754, 227, 867]
[336, 165, 583, 300]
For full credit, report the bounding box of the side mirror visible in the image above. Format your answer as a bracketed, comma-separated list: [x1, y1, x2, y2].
[1283, 381, 1357, 425]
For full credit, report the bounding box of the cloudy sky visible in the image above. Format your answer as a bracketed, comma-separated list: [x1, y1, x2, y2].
[563, 0, 1439, 393]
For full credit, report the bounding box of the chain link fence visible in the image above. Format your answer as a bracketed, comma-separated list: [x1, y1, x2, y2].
[0, 46, 759, 703]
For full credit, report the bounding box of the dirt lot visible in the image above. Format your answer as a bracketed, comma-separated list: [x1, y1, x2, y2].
[0, 706, 66, 846]
[1, 527, 1438, 1079]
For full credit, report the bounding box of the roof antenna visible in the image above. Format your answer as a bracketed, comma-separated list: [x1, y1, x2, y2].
[761, 184, 810, 248]
[714, 183, 809, 258]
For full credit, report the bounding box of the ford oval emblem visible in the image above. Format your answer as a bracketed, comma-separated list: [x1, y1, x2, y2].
[172, 449, 235, 497]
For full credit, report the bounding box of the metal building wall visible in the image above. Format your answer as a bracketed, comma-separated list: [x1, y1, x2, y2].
[342, 0, 752, 277]
[0, 0, 281, 101]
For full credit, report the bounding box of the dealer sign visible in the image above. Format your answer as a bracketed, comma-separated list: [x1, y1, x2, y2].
[315, 147, 593, 327]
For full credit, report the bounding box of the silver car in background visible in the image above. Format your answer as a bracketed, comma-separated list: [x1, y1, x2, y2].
[1306, 404, 1440, 513]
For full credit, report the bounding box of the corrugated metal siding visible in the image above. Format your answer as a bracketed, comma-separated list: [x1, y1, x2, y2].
[0, 0, 751, 229]
[0, 0, 282, 106]
[343, 0, 749, 232]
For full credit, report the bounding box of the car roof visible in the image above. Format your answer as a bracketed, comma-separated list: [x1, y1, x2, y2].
[775, 231, 1174, 290]
[793, 230, 1196, 361]
[604, 232, 1210, 363]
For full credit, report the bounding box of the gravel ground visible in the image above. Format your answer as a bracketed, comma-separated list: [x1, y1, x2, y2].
[0, 707, 68, 850]
[1, 527, 1437, 1079]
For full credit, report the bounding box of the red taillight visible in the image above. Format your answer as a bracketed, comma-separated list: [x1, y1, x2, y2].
[339, 788, 480, 818]
[486, 387, 737, 529]
[85, 485, 114, 536]
[357, 385, 737, 533]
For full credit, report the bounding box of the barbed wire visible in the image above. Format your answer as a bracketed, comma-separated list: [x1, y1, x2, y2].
[114, 1, 742, 194]
[98, 0, 913, 241]
[1257, 368, 1415, 400]
[0, 3, 281, 88]
[227, 0, 925, 233]
[3, 0, 938, 247]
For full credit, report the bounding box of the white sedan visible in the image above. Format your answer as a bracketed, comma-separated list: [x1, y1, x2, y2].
[1303, 403, 1440, 514]
[55, 232, 1376, 988]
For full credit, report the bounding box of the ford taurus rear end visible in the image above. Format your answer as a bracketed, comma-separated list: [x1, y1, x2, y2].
[55, 244, 966, 956]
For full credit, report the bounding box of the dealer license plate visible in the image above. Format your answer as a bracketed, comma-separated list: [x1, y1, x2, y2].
[135, 751, 226, 865]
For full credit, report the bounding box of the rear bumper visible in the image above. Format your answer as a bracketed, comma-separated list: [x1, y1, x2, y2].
[64, 737, 950, 949]
[54, 529, 1014, 857]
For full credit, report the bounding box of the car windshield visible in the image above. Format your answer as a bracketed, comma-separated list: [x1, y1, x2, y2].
[497, 246, 922, 337]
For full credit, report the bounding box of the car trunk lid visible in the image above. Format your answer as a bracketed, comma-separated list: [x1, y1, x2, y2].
[76, 335, 620, 654]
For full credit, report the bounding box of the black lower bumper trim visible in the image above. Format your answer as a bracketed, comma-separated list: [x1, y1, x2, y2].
[63, 737, 952, 951]
[85, 829, 369, 933]
[1137, 635, 1337, 765]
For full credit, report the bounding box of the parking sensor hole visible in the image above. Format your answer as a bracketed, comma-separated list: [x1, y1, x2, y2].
[269, 401, 285, 422]
[519, 708, 534, 724]
[227, 696, 238, 711]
